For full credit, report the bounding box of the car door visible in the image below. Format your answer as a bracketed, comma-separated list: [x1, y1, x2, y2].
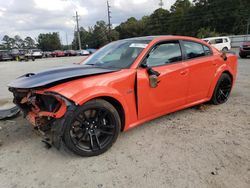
[181, 40, 217, 103]
[137, 40, 189, 120]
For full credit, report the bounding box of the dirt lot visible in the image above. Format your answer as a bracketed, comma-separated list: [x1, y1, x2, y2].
[0, 54, 250, 188]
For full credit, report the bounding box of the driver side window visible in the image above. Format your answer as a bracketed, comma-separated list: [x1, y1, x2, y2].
[146, 41, 182, 67]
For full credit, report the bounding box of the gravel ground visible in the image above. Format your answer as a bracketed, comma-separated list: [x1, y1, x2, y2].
[0, 54, 250, 188]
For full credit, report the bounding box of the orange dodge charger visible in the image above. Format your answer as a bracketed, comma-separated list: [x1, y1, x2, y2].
[9, 36, 237, 156]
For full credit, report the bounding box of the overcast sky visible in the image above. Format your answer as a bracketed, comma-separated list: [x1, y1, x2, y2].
[0, 0, 176, 44]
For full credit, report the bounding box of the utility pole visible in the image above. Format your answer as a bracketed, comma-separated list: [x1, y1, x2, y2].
[107, 1, 112, 41]
[65, 32, 69, 50]
[159, 0, 164, 9]
[74, 11, 81, 50]
[247, 18, 250, 35]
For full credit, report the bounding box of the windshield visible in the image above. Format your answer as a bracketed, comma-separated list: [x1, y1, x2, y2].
[83, 40, 150, 69]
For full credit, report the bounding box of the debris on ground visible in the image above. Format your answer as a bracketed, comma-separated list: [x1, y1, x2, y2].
[0, 99, 20, 120]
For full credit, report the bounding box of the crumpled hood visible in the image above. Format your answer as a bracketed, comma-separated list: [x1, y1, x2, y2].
[8, 64, 120, 89]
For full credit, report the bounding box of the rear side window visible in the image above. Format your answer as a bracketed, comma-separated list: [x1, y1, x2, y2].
[146, 41, 182, 67]
[182, 41, 205, 59]
[215, 39, 223, 44]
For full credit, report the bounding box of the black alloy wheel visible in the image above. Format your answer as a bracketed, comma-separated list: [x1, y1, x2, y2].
[62, 99, 121, 157]
[211, 73, 232, 105]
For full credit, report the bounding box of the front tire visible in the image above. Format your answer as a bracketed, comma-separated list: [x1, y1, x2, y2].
[211, 73, 232, 105]
[239, 54, 247, 58]
[62, 99, 121, 157]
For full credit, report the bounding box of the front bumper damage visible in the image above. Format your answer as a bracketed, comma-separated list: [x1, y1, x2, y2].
[9, 88, 73, 148]
[9, 88, 69, 127]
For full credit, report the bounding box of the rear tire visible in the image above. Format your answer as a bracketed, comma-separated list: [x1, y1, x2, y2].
[222, 47, 228, 52]
[62, 99, 121, 157]
[211, 73, 232, 105]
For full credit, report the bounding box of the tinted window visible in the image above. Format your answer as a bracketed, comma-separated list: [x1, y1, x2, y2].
[203, 45, 212, 55]
[215, 39, 223, 44]
[146, 41, 182, 67]
[183, 41, 205, 59]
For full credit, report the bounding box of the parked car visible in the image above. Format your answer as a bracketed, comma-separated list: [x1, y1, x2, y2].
[86, 48, 97, 54]
[9, 49, 20, 60]
[64, 50, 77, 56]
[31, 49, 43, 58]
[10, 49, 34, 61]
[0, 50, 13, 61]
[51, 50, 65, 57]
[77, 49, 90, 56]
[8, 36, 237, 157]
[43, 51, 52, 58]
[239, 41, 250, 58]
[202, 36, 231, 51]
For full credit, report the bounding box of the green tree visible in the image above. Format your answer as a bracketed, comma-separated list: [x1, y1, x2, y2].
[92, 21, 109, 48]
[197, 27, 219, 38]
[192, 0, 250, 35]
[168, 0, 192, 35]
[37, 32, 61, 51]
[115, 17, 147, 39]
[146, 8, 170, 35]
[72, 21, 116, 49]
[2, 35, 12, 49]
[24, 36, 36, 49]
[13, 35, 25, 49]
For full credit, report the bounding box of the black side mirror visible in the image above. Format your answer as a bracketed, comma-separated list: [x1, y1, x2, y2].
[147, 67, 160, 77]
[140, 60, 161, 88]
[221, 51, 227, 61]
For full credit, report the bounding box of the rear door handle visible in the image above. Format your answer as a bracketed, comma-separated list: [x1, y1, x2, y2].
[180, 69, 188, 75]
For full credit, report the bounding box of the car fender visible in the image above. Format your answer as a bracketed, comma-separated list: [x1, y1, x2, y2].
[72, 86, 126, 105]
[207, 63, 234, 99]
[57, 85, 131, 128]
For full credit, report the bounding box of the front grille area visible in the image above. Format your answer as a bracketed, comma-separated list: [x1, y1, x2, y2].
[243, 45, 250, 50]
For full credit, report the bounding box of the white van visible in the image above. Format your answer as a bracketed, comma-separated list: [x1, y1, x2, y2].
[202, 36, 231, 51]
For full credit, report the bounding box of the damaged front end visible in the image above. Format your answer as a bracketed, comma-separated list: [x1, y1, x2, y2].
[8, 88, 75, 148]
[9, 88, 71, 130]
[9, 88, 73, 131]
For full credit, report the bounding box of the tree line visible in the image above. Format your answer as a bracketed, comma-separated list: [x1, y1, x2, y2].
[73, 0, 250, 49]
[0, 32, 62, 51]
[1, 35, 36, 50]
[1, 0, 250, 51]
